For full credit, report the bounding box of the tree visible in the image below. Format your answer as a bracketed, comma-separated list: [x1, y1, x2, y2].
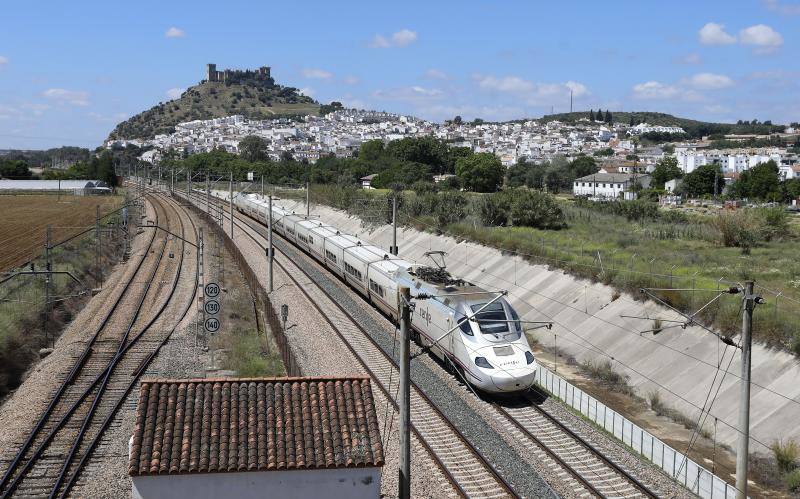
[730, 160, 781, 201]
[0, 160, 33, 178]
[589, 110, 595, 122]
[506, 159, 531, 188]
[605, 110, 612, 123]
[455, 152, 504, 192]
[358, 139, 384, 162]
[568, 155, 598, 178]
[453, 115, 463, 124]
[650, 156, 682, 188]
[629, 115, 635, 126]
[595, 109, 602, 121]
[319, 101, 344, 115]
[510, 190, 567, 229]
[679, 163, 723, 198]
[238, 135, 269, 162]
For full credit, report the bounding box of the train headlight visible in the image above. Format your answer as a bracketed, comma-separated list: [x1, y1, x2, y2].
[474, 357, 493, 369]
[525, 351, 535, 365]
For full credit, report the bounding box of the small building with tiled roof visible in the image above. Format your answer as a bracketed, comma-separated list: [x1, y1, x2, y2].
[129, 376, 384, 499]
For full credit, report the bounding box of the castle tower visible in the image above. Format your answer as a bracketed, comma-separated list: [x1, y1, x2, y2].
[206, 63, 217, 82]
[259, 66, 271, 78]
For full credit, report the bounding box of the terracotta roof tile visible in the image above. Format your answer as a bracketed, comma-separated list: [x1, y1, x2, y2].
[129, 376, 384, 476]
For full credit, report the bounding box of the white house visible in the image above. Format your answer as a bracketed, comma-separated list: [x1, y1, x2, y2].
[572, 172, 651, 199]
[129, 377, 384, 499]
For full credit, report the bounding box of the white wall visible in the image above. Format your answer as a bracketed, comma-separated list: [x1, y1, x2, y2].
[132, 467, 381, 499]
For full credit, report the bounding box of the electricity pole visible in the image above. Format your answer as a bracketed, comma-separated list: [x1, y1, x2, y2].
[306, 181, 310, 218]
[206, 174, 210, 217]
[391, 195, 398, 256]
[268, 195, 274, 293]
[229, 171, 234, 239]
[736, 281, 759, 499]
[44, 225, 52, 346]
[95, 205, 101, 288]
[398, 286, 411, 499]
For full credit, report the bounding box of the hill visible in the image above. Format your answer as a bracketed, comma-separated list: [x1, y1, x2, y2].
[537, 111, 785, 138]
[108, 72, 320, 140]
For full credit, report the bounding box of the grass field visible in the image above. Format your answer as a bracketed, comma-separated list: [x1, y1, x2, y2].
[0, 193, 124, 398]
[0, 194, 123, 272]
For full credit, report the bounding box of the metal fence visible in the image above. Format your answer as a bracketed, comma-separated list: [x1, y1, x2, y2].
[536, 365, 741, 499]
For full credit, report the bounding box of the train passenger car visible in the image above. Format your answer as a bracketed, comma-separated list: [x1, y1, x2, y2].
[306, 224, 339, 261]
[321, 233, 360, 278]
[341, 243, 388, 296]
[366, 257, 413, 318]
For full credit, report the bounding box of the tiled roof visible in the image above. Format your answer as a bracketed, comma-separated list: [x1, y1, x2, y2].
[129, 376, 384, 476]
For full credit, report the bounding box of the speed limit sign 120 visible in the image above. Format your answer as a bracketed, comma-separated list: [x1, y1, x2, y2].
[205, 282, 220, 298]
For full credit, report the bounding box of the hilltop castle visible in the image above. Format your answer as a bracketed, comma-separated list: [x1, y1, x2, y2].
[206, 64, 271, 83]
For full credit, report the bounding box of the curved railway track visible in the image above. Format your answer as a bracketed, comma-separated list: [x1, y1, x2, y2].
[0, 192, 199, 498]
[195, 191, 668, 498]
[186, 191, 518, 498]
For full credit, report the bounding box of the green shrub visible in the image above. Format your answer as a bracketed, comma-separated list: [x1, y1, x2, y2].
[711, 211, 761, 253]
[478, 192, 511, 226]
[435, 191, 467, 227]
[758, 207, 789, 242]
[510, 189, 567, 229]
[786, 469, 800, 492]
[771, 439, 800, 473]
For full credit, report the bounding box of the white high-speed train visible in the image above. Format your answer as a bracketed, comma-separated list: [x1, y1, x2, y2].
[233, 192, 537, 394]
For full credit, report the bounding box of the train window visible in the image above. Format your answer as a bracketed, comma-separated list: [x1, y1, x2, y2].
[509, 306, 521, 332]
[470, 302, 510, 335]
[325, 250, 337, 263]
[308, 236, 314, 245]
[344, 262, 363, 281]
[456, 315, 473, 336]
[369, 279, 385, 298]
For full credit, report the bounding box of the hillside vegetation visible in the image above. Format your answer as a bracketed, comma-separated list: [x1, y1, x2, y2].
[538, 111, 786, 138]
[108, 79, 319, 140]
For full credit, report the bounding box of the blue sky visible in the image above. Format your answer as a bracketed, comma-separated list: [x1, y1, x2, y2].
[1, 0, 799, 149]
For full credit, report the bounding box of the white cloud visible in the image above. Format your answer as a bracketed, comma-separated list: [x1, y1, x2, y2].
[698, 22, 737, 45]
[632, 81, 680, 99]
[42, 88, 90, 106]
[763, 0, 800, 15]
[165, 27, 185, 38]
[703, 104, 731, 114]
[342, 75, 360, 85]
[88, 111, 129, 123]
[684, 72, 734, 90]
[679, 52, 703, 64]
[166, 87, 185, 100]
[474, 74, 589, 105]
[369, 28, 418, 48]
[391, 29, 417, 47]
[0, 56, 8, 68]
[424, 68, 448, 80]
[302, 68, 333, 79]
[739, 24, 783, 53]
[372, 85, 444, 104]
[298, 87, 315, 97]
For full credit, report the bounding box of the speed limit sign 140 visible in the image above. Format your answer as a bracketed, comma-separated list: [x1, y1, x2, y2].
[204, 317, 220, 333]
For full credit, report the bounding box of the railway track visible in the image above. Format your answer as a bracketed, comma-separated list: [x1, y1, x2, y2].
[490, 394, 659, 498]
[196, 191, 669, 498]
[0, 192, 199, 498]
[185, 191, 519, 498]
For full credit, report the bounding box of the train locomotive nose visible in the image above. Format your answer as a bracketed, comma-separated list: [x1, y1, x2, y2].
[489, 367, 537, 393]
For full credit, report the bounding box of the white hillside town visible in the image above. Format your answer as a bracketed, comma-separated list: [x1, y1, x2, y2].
[108, 109, 800, 193]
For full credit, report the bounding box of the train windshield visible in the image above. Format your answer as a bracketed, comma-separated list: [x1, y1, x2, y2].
[470, 302, 510, 335]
